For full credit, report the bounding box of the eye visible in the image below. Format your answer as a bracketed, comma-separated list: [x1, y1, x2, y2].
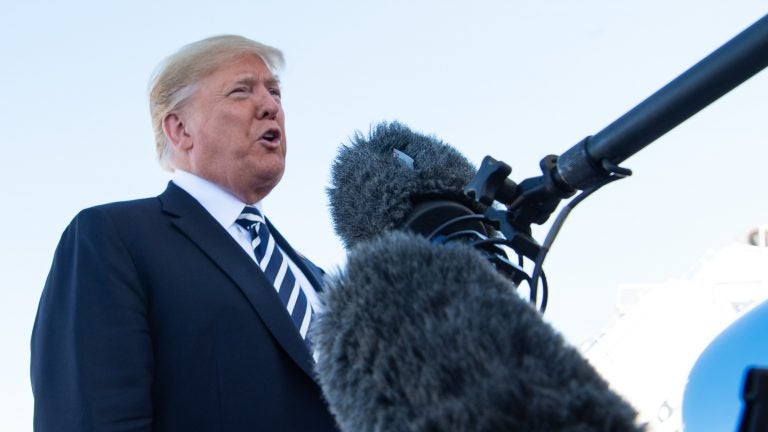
[269, 87, 282, 99]
[229, 86, 250, 97]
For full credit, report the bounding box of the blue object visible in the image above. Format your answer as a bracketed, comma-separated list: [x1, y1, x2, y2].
[683, 300, 768, 431]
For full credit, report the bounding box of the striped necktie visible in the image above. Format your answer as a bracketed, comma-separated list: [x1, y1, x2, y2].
[235, 206, 314, 354]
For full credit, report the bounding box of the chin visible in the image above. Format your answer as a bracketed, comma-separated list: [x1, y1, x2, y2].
[251, 170, 284, 197]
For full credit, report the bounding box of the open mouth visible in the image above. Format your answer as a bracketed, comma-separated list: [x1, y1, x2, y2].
[260, 128, 282, 143]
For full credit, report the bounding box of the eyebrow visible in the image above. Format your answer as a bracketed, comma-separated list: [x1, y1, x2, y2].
[266, 75, 281, 88]
[231, 75, 281, 88]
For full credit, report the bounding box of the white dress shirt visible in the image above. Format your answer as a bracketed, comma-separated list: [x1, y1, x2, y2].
[172, 169, 323, 312]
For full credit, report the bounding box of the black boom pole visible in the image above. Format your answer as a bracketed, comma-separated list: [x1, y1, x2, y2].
[556, 13, 768, 192]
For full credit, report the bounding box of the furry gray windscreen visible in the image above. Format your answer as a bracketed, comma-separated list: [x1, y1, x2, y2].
[328, 121, 478, 248]
[312, 231, 643, 432]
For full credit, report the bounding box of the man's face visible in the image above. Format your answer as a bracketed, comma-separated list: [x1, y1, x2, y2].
[180, 54, 287, 203]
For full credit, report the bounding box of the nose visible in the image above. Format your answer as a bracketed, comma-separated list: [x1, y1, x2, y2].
[255, 87, 280, 120]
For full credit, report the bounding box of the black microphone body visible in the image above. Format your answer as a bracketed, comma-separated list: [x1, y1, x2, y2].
[313, 231, 642, 431]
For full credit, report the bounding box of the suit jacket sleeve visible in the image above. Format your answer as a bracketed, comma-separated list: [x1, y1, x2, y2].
[31, 206, 153, 431]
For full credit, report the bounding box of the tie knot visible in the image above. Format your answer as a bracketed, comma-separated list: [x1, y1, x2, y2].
[235, 206, 265, 231]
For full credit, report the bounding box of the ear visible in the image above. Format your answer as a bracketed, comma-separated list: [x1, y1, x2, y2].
[162, 112, 193, 152]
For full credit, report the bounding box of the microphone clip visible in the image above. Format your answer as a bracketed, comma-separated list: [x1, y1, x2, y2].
[462, 153, 632, 311]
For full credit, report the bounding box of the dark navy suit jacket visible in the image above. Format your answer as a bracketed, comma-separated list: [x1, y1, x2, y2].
[31, 182, 339, 431]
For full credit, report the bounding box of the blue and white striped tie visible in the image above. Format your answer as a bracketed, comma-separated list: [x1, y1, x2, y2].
[236, 206, 314, 355]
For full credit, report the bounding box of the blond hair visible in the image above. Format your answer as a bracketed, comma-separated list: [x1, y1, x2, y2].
[149, 35, 284, 170]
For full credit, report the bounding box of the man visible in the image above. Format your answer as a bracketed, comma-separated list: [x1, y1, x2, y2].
[31, 35, 339, 431]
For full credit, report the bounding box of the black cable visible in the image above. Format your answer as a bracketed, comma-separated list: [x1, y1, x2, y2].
[426, 214, 489, 242]
[530, 162, 630, 312]
[471, 237, 515, 249]
[539, 269, 549, 311]
[439, 230, 484, 244]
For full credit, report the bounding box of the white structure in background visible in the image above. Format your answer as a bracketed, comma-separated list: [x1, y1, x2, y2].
[581, 225, 768, 432]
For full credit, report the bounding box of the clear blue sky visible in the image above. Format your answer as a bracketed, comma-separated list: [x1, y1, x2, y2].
[1, 1, 767, 429]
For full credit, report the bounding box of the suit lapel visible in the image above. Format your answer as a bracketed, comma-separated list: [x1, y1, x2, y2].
[158, 182, 317, 379]
[268, 221, 325, 293]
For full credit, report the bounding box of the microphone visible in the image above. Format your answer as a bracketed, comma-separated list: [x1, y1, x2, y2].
[328, 121, 488, 249]
[312, 231, 643, 431]
[328, 121, 526, 283]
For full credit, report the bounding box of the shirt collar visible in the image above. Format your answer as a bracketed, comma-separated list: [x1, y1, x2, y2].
[171, 169, 264, 230]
